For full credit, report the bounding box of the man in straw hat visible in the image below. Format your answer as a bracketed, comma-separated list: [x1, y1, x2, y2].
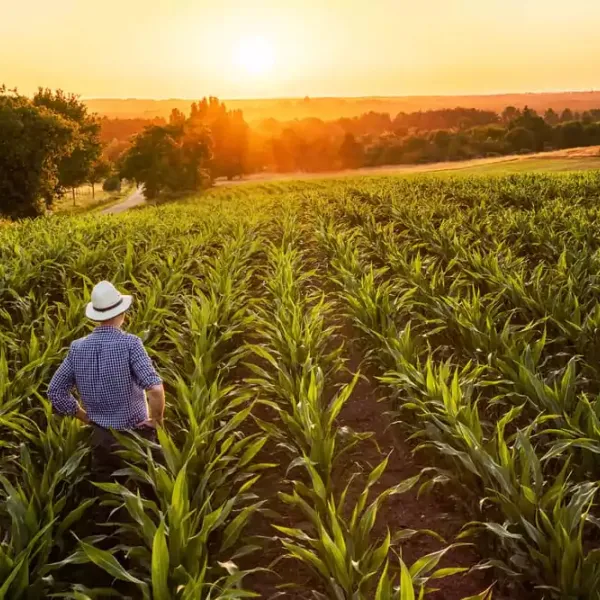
[49, 280, 165, 475]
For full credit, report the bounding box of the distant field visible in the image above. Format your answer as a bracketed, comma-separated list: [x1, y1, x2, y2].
[442, 146, 600, 175]
[214, 146, 600, 189]
[441, 156, 600, 175]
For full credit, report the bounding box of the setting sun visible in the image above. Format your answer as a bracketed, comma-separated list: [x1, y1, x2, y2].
[233, 35, 276, 77]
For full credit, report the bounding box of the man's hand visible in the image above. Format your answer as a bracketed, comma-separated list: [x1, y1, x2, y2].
[146, 384, 165, 426]
[75, 405, 90, 424]
[136, 418, 159, 429]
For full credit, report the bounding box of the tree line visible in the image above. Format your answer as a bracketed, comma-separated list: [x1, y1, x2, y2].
[4, 85, 600, 218]
[104, 103, 600, 182]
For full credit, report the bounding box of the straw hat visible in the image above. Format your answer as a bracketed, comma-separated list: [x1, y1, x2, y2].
[85, 281, 133, 321]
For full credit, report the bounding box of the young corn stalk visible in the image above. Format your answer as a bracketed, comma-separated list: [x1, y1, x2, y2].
[247, 230, 357, 486]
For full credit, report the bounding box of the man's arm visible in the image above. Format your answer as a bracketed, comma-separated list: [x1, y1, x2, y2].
[129, 336, 164, 426]
[48, 350, 89, 424]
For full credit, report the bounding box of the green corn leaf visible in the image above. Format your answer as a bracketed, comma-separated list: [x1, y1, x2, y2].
[281, 540, 330, 581]
[409, 546, 456, 579]
[375, 561, 393, 599]
[221, 502, 264, 551]
[400, 559, 416, 600]
[56, 498, 97, 538]
[79, 540, 147, 586]
[152, 520, 171, 600]
[0, 558, 26, 600]
[460, 584, 494, 600]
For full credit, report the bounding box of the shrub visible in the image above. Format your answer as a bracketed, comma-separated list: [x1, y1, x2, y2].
[102, 176, 121, 192]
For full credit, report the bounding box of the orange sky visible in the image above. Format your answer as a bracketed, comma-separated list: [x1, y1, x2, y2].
[2, 0, 600, 99]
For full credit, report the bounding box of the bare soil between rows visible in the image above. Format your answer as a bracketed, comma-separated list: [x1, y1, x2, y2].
[235, 312, 522, 599]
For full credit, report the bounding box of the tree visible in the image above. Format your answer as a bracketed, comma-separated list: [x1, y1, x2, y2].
[468, 125, 506, 142]
[119, 121, 212, 198]
[584, 122, 600, 145]
[392, 108, 497, 133]
[505, 127, 535, 153]
[33, 89, 102, 200]
[169, 108, 186, 126]
[554, 121, 587, 149]
[510, 107, 551, 151]
[582, 111, 593, 125]
[104, 138, 131, 164]
[87, 159, 111, 200]
[190, 98, 249, 179]
[501, 106, 521, 125]
[102, 176, 121, 192]
[0, 87, 76, 218]
[544, 108, 559, 125]
[560, 108, 574, 123]
[431, 129, 453, 149]
[339, 133, 364, 169]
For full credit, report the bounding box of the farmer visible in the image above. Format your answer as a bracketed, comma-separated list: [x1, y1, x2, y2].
[48, 280, 165, 474]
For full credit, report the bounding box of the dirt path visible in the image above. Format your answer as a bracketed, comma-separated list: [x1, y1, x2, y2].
[102, 186, 146, 214]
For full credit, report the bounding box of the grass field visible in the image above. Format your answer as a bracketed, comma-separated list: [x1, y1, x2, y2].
[4, 172, 600, 599]
[445, 156, 600, 175]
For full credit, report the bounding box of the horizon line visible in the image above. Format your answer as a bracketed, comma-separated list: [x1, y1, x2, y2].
[81, 89, 600, 102]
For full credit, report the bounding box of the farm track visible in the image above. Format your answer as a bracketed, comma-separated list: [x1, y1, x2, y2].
[102, 185, 146, 213]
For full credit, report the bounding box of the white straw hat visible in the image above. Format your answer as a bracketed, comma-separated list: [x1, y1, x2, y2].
[85, 281, 133, 321]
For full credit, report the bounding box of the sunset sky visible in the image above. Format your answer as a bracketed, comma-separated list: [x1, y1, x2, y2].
[2, 0, 600, 99]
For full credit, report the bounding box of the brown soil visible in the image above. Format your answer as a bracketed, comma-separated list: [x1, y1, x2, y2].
[335, 326, 499, 600]
[237, 318, 512, 599]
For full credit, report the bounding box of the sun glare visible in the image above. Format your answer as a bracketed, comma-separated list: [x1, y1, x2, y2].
[233, 35, 276, 77]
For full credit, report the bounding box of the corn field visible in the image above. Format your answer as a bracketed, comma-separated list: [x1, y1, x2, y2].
[2, 172, 600, 599]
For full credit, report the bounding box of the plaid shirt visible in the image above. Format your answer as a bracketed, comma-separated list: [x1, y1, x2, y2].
[48, 326, 162, 430]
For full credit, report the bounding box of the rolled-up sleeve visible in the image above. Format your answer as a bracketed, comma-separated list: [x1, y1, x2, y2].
[129, 337, 162, 390]
[48, 348, 78, 416]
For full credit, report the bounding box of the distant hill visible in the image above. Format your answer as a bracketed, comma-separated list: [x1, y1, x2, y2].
[85, 92, 600, 122]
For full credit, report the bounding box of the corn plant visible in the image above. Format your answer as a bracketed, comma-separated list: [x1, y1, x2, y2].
[0, 415, 92, 598]
[274, 456, 469, 600]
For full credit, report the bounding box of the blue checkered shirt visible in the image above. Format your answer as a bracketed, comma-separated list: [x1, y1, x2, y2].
[48, 326, 162, 430]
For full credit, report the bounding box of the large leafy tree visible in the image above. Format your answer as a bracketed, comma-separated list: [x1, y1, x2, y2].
[0, 87, 77, 218]
[190, 97, 249, 179]
[339, 133, 364, 169]
[507, 106, 551, 152]
[87, 158, 111, 199]
[119, 121, 212, 198]
[33, 88, 102, 200]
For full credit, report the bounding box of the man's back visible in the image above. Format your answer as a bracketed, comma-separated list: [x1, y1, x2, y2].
[49, 325, 162, 430]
